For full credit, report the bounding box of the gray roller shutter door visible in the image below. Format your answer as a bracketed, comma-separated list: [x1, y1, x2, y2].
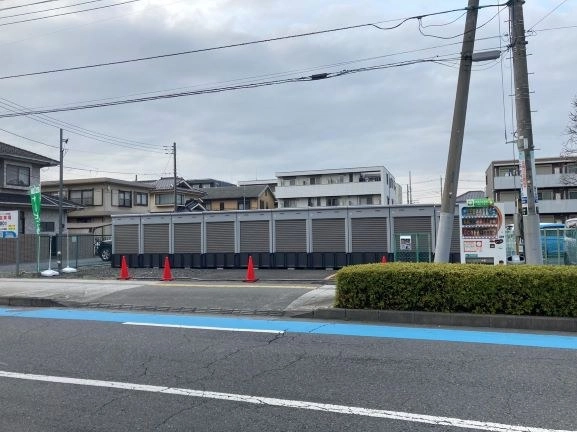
[114, 225, 139, 254]
[143, 224, 169, 253]
[394, 216, 431, 233]
[351, 218, 388, 252]
[275, 219, 306, 252]
[240, 221, 269, 252]
[312, 219, 345, 252]
[206, 222, 234, 253]
[450, 216, 460, 253]
[174, 223, 201, 253]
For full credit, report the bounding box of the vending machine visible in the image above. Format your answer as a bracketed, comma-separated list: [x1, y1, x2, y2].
[459, 198, 506, 265]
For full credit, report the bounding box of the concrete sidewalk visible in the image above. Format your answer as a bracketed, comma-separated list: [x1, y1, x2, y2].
[0, 278, 576, 333]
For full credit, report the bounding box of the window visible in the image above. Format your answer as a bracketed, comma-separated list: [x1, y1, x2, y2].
[6, 164, 30, 187]
[538, 190, 553, 201]
[308, 198, 314, 207]
[283, 199, 296, 208]
[118, 190, 132, 207]
[497, 166, 518, 177]
[40, 221, 55, 232]
[135, 192, 148, 206]
[568, 190, 577, 200]
[366, 196, 373, 205]
[326, 197, 338, 206]
[219, 202, 225, 211]
[155, 194, 184, 205]
[69, 189, 94, 206]
[566, 163, 577, 174]
[237, 201, 245, 210]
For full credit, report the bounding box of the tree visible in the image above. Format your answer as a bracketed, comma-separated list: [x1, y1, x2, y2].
[561, 96, 577, 185]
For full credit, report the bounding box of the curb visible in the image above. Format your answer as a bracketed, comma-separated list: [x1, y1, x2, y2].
[2, 297, 576, 333]
[289, 308, 577, 333]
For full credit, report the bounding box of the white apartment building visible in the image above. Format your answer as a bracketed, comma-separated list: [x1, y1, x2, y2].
[486, 156, 577, 223]
[275, 166, 401, 208]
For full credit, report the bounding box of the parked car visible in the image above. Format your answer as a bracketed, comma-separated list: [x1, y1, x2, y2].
[94, 239, 112, 261]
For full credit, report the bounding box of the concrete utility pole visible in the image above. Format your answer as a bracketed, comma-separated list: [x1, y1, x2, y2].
[173, 142, 177, 212]
[509, 0, 542, 264]
[434, 0, 480, 263]
[57, 128, 67, 273]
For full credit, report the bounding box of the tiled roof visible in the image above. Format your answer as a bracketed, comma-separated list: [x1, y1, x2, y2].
[0, 142, 58, 167]
[456, 190, 486, 202]
[203, 185, 268, 200]
[0, 192, 80, 209]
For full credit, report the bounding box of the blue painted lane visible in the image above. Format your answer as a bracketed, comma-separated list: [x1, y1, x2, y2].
[1, 307, 577, 350]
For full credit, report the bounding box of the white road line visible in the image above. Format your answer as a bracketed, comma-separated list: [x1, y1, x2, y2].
[0, 370, 571, 432]
[123, 322, 284, 334]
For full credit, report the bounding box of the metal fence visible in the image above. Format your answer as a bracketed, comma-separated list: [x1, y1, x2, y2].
[505, 227, 577, 265]
[0, 234, 104, 271]
[392, 233, 432, 263]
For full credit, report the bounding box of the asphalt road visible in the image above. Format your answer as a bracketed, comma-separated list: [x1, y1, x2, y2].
[0, 308, 576, 431]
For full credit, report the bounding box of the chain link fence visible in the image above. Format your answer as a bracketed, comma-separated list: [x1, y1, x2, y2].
[393, 233, 432, 263]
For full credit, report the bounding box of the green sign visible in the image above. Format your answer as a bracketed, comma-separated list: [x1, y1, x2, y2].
[466, 198, 494, 208]
[29, 185, 41, 234]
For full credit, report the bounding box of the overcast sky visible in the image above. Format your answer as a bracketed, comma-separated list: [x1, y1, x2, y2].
[1, 0, 575, 203]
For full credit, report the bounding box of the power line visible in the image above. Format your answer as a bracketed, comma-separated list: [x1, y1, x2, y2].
[0, 3, 507, 81]
[528, 0, 570, 31]
[0, 0, 107, 21]
[0, 0, 62, 12]
[0, 0, 142, 27]
[0, 126, 56, 148]
[0, 56, 461, 118]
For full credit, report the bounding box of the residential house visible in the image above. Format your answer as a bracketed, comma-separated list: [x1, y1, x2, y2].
[42, 177, 155, 235]
[486, 156, 577, 223]
[0, 142, 78, 234]
[202, 185, 275, 211]
[275, 166, 402, 208]
[138, 177, 205, 213]
[186, 178, 235, 189]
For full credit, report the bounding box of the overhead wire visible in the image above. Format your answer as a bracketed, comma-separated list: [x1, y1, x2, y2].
[0, 0, 62, 12]
[0, 3, 508, 81]
[0, 0, 142, 27]
[528, 0, 570, 31]
[0, 56, 463, 118]
[0, 0, 107, 21]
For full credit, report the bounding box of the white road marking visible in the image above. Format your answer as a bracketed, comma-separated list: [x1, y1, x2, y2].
[123, 322, 284, 334]
[0, 370, 571, 432]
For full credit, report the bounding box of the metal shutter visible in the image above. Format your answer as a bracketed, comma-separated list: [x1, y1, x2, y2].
[206, 222, 234, 253]
[394, 216, 432, 233]
[143, 224, 169, 253]
[450, 216, 460, 253]
[351, 217, 388, 252]
[114, 225, 139, 254]
[312, 218, 345, 252]
[275, 219, 306, 252]
[174, 223, 201, 253]
[240, 221, 269, 252]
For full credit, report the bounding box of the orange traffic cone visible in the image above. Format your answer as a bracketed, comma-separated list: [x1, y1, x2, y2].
[381, 255, 387, 264]
[118, 255, 131, 280]
[161, 256, 174, 281]
[243, 255, 258, 283]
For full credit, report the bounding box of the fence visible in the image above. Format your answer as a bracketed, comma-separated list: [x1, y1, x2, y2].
[505, 226, 577, 265]
[0, 234, 103, 271]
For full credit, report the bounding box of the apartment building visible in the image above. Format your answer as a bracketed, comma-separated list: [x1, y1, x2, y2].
[485, 156, 577, 223]
[275, 166, 401, 208]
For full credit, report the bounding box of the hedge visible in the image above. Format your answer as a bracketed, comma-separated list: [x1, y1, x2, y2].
[335, 263, 577, 317]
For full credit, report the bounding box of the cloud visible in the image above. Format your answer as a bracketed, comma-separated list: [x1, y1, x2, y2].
[0, 0, 575, 203]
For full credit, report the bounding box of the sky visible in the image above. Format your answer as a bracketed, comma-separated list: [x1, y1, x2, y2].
[0, 0, 575, 204]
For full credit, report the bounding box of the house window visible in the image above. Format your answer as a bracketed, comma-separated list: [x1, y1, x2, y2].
[6, 164, 30, 187]
[40, 221, 55, 232]
[366, 195, 373, 205]
[497, 166, 518, 177]
[569, 190, 577, 200]
[566, 163, 577, 174]
[69, 189, 94, 206]
[155, 194, 184, 205]
[283, 199, 296, 208]
[135, 192, 148, 206]
[219, 202, 225, 211]
[118, 190, 132, 207]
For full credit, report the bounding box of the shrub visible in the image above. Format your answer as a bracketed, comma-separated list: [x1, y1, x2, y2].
[335, 263, 577, 317]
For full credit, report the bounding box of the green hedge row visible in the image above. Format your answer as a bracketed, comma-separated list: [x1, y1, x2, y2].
[335, 263, 577, 317]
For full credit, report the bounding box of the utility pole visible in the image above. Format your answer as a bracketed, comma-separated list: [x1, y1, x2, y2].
[173, 142, 177, 212]
[434, 0, 480, 263]
[408, 171, 412, 204]
[57, 128, 67, 273]
[509, 0, 542, 264]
